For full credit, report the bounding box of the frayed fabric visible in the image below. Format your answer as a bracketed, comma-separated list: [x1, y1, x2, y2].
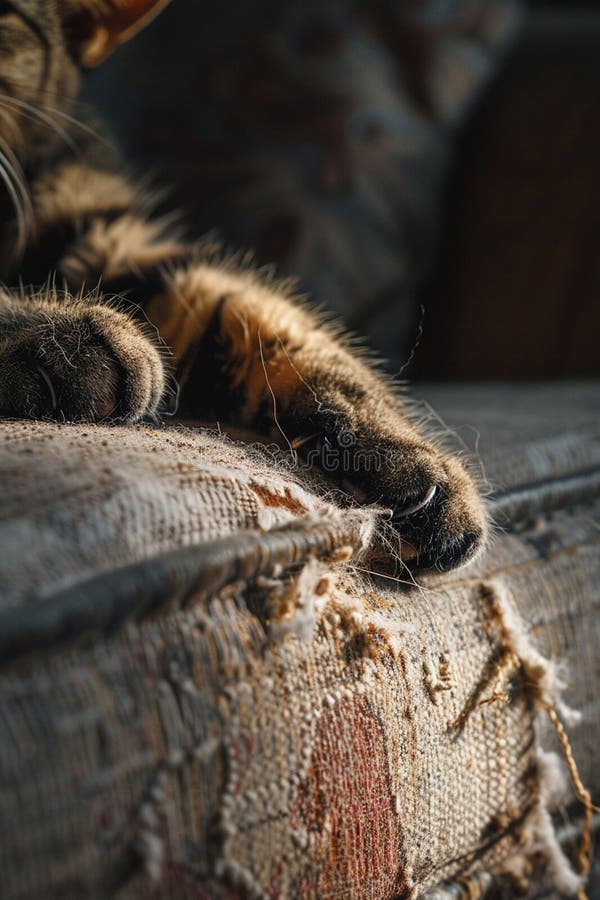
[474, 580, 593, 899]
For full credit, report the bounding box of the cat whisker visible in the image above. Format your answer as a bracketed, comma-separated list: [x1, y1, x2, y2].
[0, 145, 30, 258]
[258, 326, 298, 465]
[0, 79, 110, 149]
[0, 129, 33, 212]
[36, 103, 111, 149]
[0, 95, 79, 155]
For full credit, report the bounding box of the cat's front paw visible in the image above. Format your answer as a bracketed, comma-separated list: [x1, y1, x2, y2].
[0, 301, 166, 423]
[305, 423, 487, 572]
[374, 442, 487, 572]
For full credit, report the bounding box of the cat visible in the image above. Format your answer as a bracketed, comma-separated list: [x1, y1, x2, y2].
[0, 0, 486, 572]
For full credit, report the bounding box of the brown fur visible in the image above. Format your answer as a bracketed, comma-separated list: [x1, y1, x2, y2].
[0, 0, 487, 572]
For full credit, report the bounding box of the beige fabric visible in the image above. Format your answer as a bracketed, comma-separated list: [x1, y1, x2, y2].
[0, 386, 598, 899]
[0, 420, 337, 604]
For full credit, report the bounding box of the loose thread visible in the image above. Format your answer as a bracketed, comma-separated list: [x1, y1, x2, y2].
[474, 582, 596, 898]
[449, 646, 517, 731]
[543, 702, 598, 900]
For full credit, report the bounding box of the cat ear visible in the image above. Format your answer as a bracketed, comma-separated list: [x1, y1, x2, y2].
[66, 0, 173, 68]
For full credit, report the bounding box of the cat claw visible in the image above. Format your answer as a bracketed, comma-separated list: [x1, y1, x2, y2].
[394, 484, 437, 519]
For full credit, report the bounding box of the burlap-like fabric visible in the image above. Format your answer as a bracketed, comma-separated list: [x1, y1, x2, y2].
[0, 384, 598, 899]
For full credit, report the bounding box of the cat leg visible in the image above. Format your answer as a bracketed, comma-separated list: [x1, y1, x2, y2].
[16, 180, 486, 571]
[0, 288, 165, 422]
[146, 262, 487, 571]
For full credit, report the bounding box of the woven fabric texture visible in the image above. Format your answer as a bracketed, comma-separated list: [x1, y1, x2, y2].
[0, 384, 598, 899]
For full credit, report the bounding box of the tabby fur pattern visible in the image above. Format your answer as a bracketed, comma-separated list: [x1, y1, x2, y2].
[0, 0, 487, 572]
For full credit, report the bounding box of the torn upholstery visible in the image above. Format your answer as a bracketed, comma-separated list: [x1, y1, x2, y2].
[0, 383, 598, 898]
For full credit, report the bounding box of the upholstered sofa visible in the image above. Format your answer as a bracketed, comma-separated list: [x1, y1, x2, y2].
[0, 383, 598, 899]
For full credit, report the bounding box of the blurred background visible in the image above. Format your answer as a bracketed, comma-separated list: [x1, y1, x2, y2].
[86, 0, 600, 380]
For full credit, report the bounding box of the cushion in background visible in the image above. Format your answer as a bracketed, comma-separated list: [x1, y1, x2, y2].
[0, 383, 598, 898]
[86, 0, 521, 369]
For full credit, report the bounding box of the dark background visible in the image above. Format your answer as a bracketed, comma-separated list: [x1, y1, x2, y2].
[89, 0, 600, 381]
[425, 0, 600, 379]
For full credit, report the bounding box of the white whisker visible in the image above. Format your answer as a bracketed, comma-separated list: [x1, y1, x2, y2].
[0, 95, 79, 155]
[37, 103, 111, 149]
[0, 131, 32, 209]
[258, 326, 298, 464]
[0, 151, 28, 257]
